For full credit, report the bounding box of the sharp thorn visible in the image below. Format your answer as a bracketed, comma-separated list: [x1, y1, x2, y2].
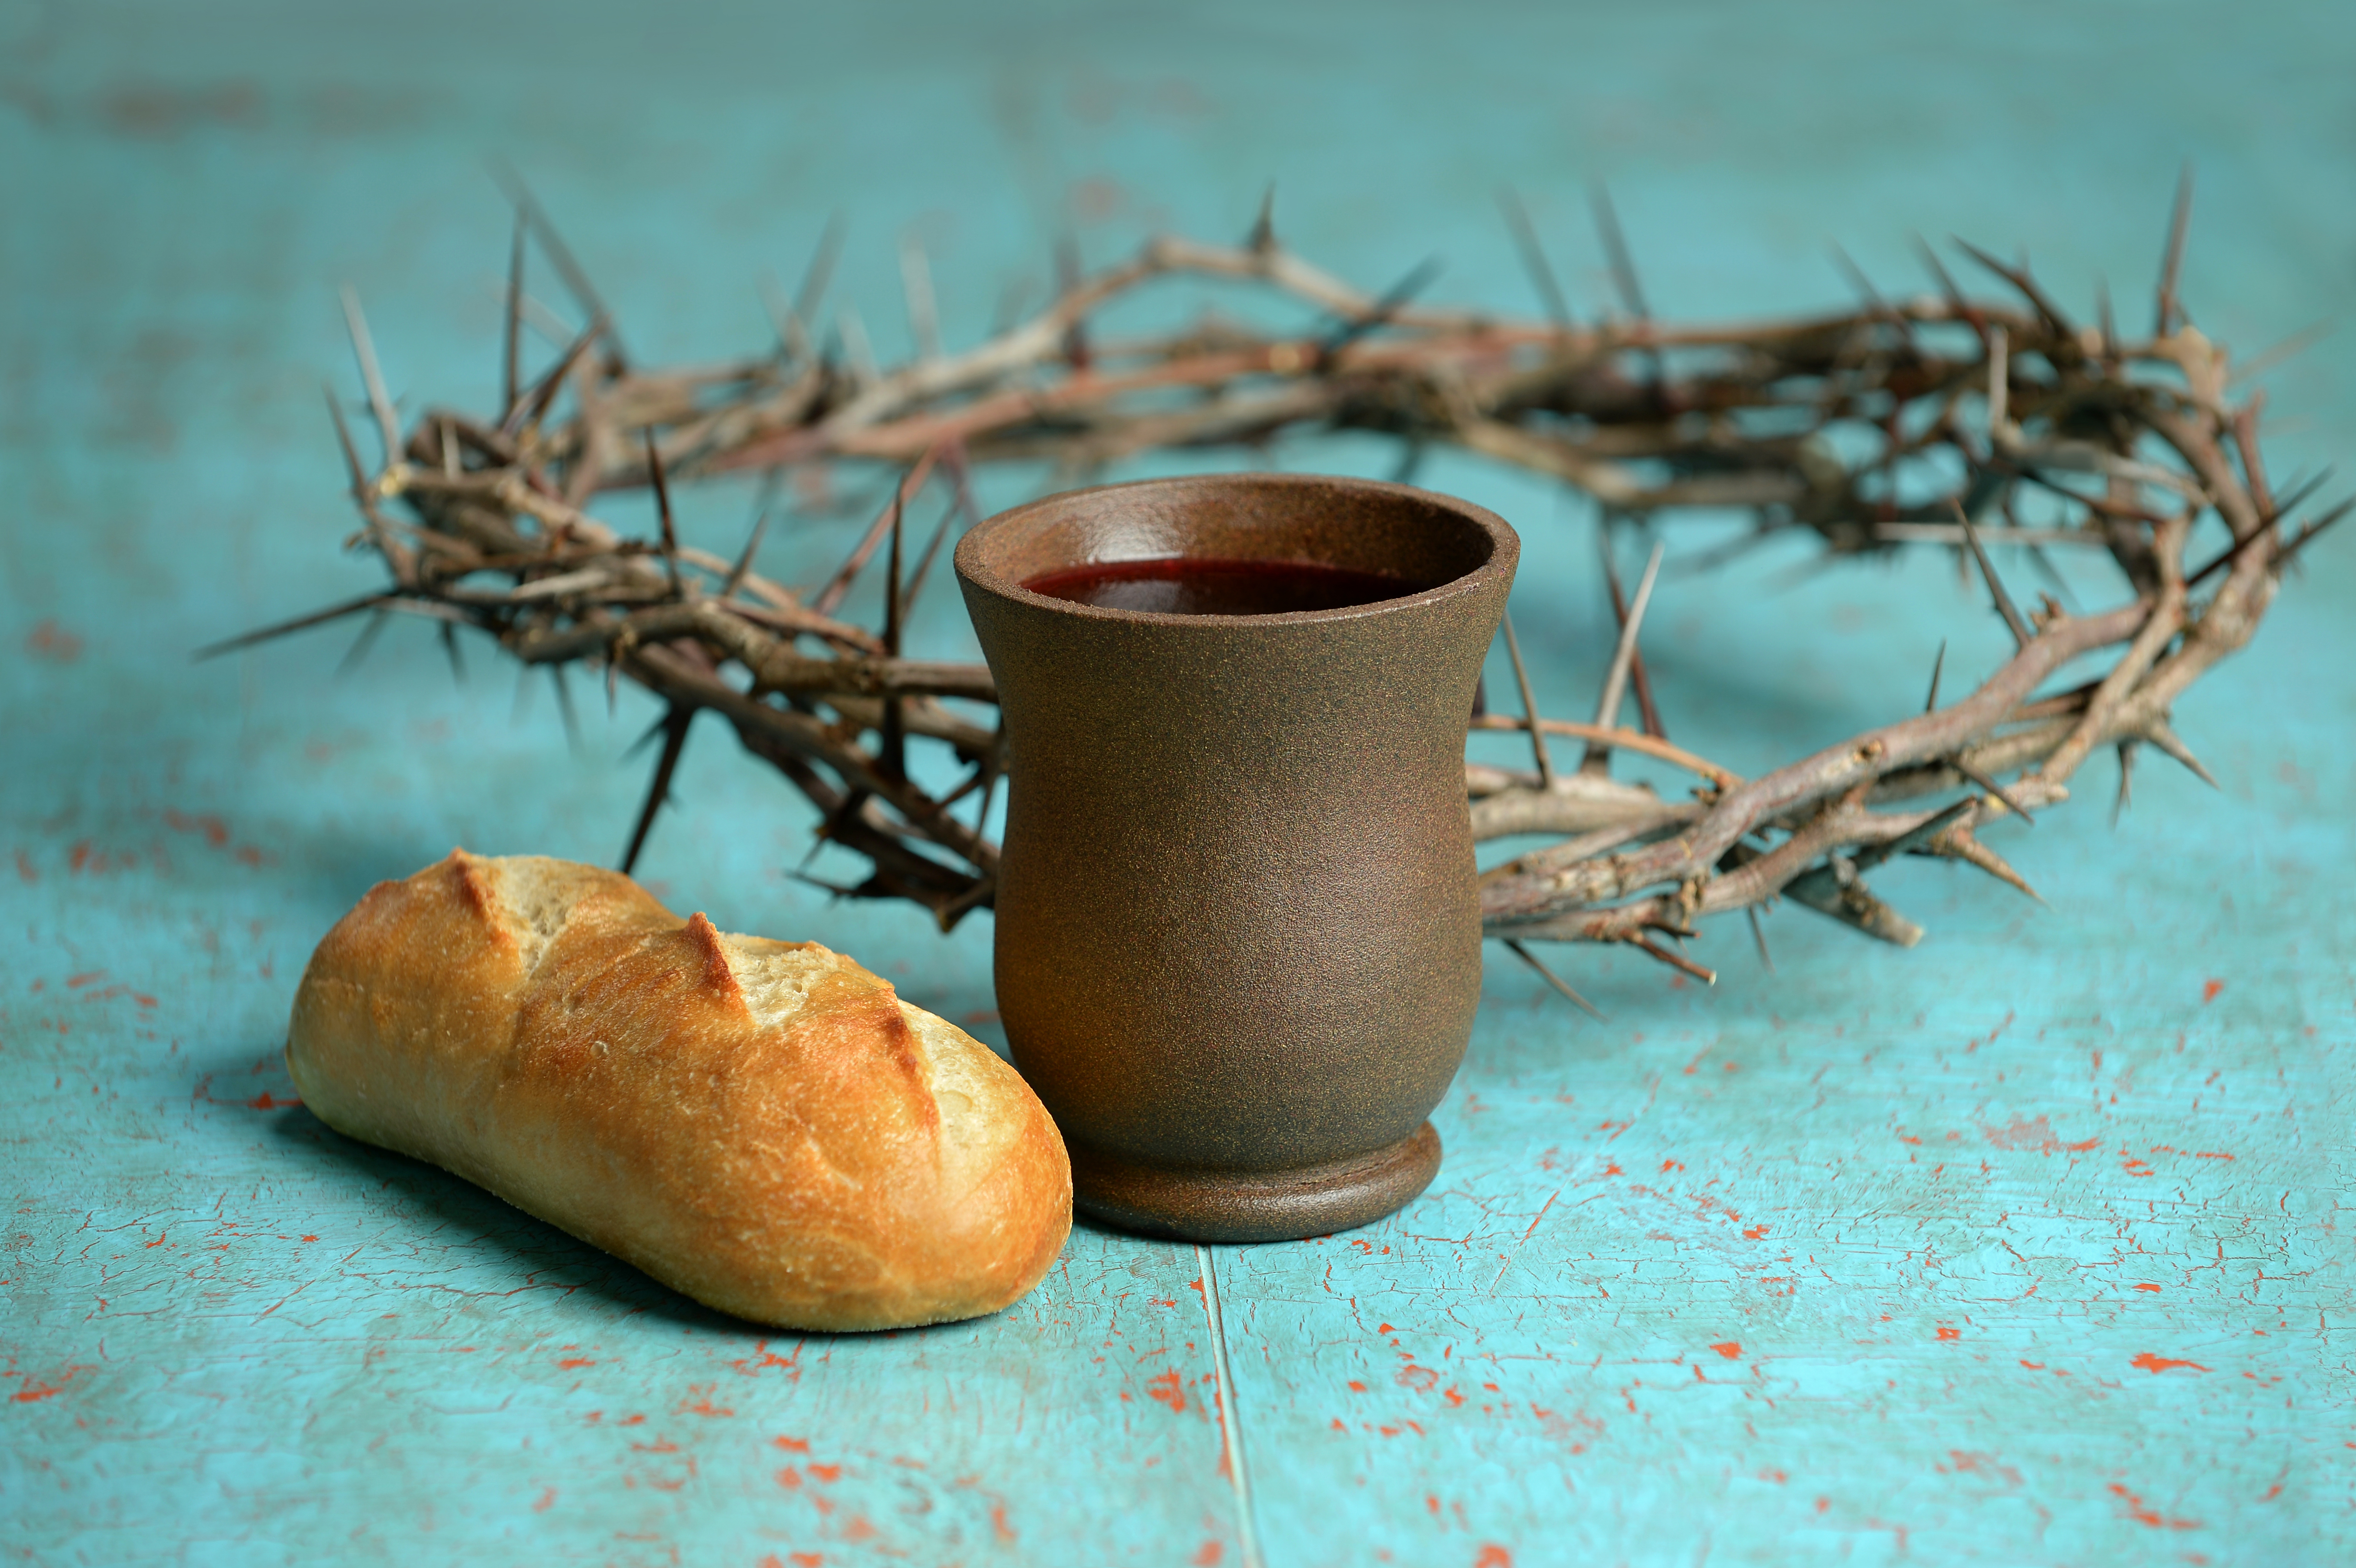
[503, 208, 526, 416]
[2144, 719, 2219, 790]
[619, 706, 695, 875]
[2228, 319, 2337, 386]
[2111, 738, 2138, 826]
[644, 428, 682, 597]
[195, 590, 390, 661]
[2156, 162, 2194, 338]
[1828, 242, 1917, 348]
[1628, 934, 1715, 987]
[794, 212, 848, 335]
[899, 232, 941, 361]
[1852, 796, 1978, 873]
[1496, 185, 1573, 334]
[1503, 938, 1605, 1021]
[338, 284, 402, 465]
[503, 312, 608, 436]
[1745, 904, 1775, 973]
[1498, 610, 1558, 791]
[1248, 183, 1277, 254]
[323, 382, 369, 495]
[1587, 181, 1650, 323]
[898, 492, 959, 627]
[724, 511, 769, 599]
[1951, 754, 2036, 825]
[884, 473, 905, 656]
[1924, 638, 1946, 712]
[620, 712, 670, 762]
[2186, 491, 2349, 587]
[490, 163, 628, 370]
[1951, 499, 2032, 648]
[2273, 496, 2356, 572]
[1319, 254, 1443, 359]
[1389, 439, 1427, 487]
[334, 609, 390, 678]
[1948, 825, 2044, 904]
[1582, 539, 1665, 770]
[1949, 236, 2074, 334]
[551, 664, 581, 754]
[438, 620, 466, 685]
[511, 660, 537, 724]
[784, 868, 860, 902]
[1601, 519, 1666, 739]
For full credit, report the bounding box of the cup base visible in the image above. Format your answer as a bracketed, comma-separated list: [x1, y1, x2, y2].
[1069, 1123, 1442, 1243]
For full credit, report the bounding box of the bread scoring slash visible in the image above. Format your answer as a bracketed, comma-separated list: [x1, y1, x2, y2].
[286, 850, 1070, 1330]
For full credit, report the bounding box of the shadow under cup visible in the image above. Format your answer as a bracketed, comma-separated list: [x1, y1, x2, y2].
[954, 474, 1519, 1242]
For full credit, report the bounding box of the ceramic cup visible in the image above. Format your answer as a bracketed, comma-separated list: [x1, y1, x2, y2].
[954, 474, 1518, 1241]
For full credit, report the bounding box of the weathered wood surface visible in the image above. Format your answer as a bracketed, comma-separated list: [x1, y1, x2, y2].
[5, 4, 2350, 1563]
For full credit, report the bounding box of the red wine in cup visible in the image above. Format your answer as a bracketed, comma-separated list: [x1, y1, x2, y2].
[1022, 557, 1432, 615]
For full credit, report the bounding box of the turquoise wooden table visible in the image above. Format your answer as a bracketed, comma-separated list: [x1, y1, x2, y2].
[7, 3, 2351, 1562]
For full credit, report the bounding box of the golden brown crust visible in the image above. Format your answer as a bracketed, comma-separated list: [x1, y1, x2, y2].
[285, 850, 1071, 1330]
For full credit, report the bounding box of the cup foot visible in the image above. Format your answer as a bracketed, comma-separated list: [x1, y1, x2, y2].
[1069, 1123, 1442, 1243]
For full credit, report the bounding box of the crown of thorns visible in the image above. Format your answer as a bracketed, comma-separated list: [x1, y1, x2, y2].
[214, 176, 2339, 1013]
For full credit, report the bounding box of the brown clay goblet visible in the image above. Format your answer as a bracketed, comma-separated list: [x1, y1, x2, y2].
[954, 474, 1518, 1242]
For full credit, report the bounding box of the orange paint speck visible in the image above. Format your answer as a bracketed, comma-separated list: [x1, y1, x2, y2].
[792, 1555, 823, 1568]
[1473, 1547, 1513, 1568]
[1936, 1328, 1961, 1340]
[27, 619, 83, 662]
[532, 1487, 556, 1513]
[2201, 979, 2223, 1002]
[2130, 1353, 2208, 1374]
[1191, 1544, 1223, 1566]
[164, 810, 231, 847]
[840, 1515, 877, 1542]
[1742, 1225, 1768, 1240]
[775, 1469, 801, 1489]
[1711, 1342, 1742, 1360]
[773, 1435, 810, 1452]
[2109, 1482, 2202, 1530]
[2134, 1284, 2161, 1294]
[1348, 1381, 1367, 1393]
[1146, 1370, 1188, 1413]
[807, 1464, 842, 1482]
[556, 1358, 594, 1369]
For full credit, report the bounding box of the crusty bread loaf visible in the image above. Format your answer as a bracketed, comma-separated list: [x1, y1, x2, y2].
[286, 851, 1070, 1331]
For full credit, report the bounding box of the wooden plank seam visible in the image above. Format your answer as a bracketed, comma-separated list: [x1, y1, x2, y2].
[1196, 1242, 1265, 1568]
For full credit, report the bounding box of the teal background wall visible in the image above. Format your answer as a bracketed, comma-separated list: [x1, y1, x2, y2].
[5, 2, 2351, 1563]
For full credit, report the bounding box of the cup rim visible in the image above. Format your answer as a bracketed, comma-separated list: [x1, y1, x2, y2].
[953, 471, 1520, 626]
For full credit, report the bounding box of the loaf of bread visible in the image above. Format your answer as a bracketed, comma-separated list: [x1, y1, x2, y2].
[286, 851, 1070, 1330]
